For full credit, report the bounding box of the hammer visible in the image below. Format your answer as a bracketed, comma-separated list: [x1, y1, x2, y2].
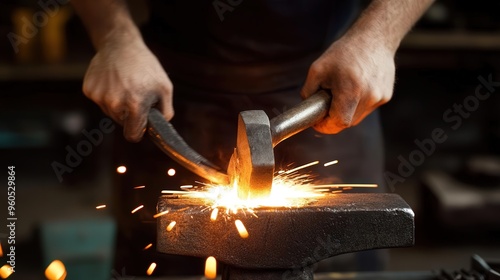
[147, 90, 331, 199]
[227, 90, 331, 199]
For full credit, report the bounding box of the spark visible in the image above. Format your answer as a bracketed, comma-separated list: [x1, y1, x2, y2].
[134, 185, 145, 189]
[205, 256, 217, 279]
[0, 264, 13, 279]
[131, 205, 144, 214]
[284, 161, 319, 174]
[116, 166, 127, 174]
[313, 184, 378, 188]
[235, 220, 249, 238]
[0, 242, 3, 257]
[161, 190, 190, 194]
[180, 185, 193, 189]
[146, 262, 156, 276]
[167, 168, 176, 176]
[166, 221, 176, 231]
[323, 160, 339, 166]
[153, 210, 169, 218]
[143, 243, 153, 250]
[210, 208, 218, 221]
[45, 260, 66, 280]
[95, 205, 106, 210]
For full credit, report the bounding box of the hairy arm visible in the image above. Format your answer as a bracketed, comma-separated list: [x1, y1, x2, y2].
[302, 0, 434, 134]
[72, 0, 174, 142]
[71, 0, 140, 49]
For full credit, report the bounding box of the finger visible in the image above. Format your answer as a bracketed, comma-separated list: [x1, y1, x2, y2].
[157, 84, 174, 121]
[159, 97, 174, 121]
[351, 93, 390, 126]
[300, 63, 323, 99]
[314, 94, 359, 134]
[123, 104, 148, 142]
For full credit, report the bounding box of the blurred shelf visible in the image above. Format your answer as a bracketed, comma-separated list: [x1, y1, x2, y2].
[402, 31, 500, 50]
[0, 62, 87, 81]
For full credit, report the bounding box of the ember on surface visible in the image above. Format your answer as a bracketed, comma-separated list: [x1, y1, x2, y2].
[166, 221, 176, 231]
[235, 219, 249, 239]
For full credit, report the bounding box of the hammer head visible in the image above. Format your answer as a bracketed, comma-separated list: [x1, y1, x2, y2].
[228, 110, 274, 200]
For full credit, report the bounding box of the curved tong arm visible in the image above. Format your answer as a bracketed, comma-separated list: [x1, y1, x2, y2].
[147, 108, 230, 185]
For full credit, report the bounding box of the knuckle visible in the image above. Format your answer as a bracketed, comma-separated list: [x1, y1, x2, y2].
[165, 109, 174, 120]
[334, 117, 353, 129]
[309, 61, 325, 76]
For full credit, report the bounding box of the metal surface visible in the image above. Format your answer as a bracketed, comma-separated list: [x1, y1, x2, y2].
[227, 111, 275, 199]
[270, 90, 331, 147]
[147, 108, 229, 185]
[228, 91, 331, 199]
[157, 193, 414, 279]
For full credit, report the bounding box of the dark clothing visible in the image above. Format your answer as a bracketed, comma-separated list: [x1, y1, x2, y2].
[146, 0, 359, 94]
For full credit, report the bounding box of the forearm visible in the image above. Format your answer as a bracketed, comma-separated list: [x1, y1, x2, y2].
[344, 0, 434, 54]
[71, 0, 142, 50]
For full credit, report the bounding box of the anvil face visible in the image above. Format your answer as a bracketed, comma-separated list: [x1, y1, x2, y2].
[156, 193, 414, 270]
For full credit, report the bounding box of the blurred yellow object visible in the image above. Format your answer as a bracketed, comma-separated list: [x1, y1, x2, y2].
[11, 8, 36, 63]
[41, 7, 72, 63]
[0, 265, 13, 279]
[45, 260, 66, 280]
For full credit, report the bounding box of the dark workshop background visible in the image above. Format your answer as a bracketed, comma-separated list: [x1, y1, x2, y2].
[1, 0, 500, 279]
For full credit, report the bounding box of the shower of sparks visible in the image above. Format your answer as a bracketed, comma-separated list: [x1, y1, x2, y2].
[166, 221, 176, 231]
[210, 208, 219, 221]
[284, 161, 319, 174]
[45, 260, 66, 280]
[205, 256, 217, 279]
[0, 265, 13, 279]
[167, 168, 176, 176]
[235, 220, 249, 238]
[116, 166, 127, 174]
[134, 185, 145, 189]
[143, 243, 153, 250]
[95, 205, 106, 210]
[131, 205, 144, 214]
[153, 210, 169, 218]
[146, 262, 156, 276]
[178, 171, 324, 210]
[323, 160, 339, 166]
